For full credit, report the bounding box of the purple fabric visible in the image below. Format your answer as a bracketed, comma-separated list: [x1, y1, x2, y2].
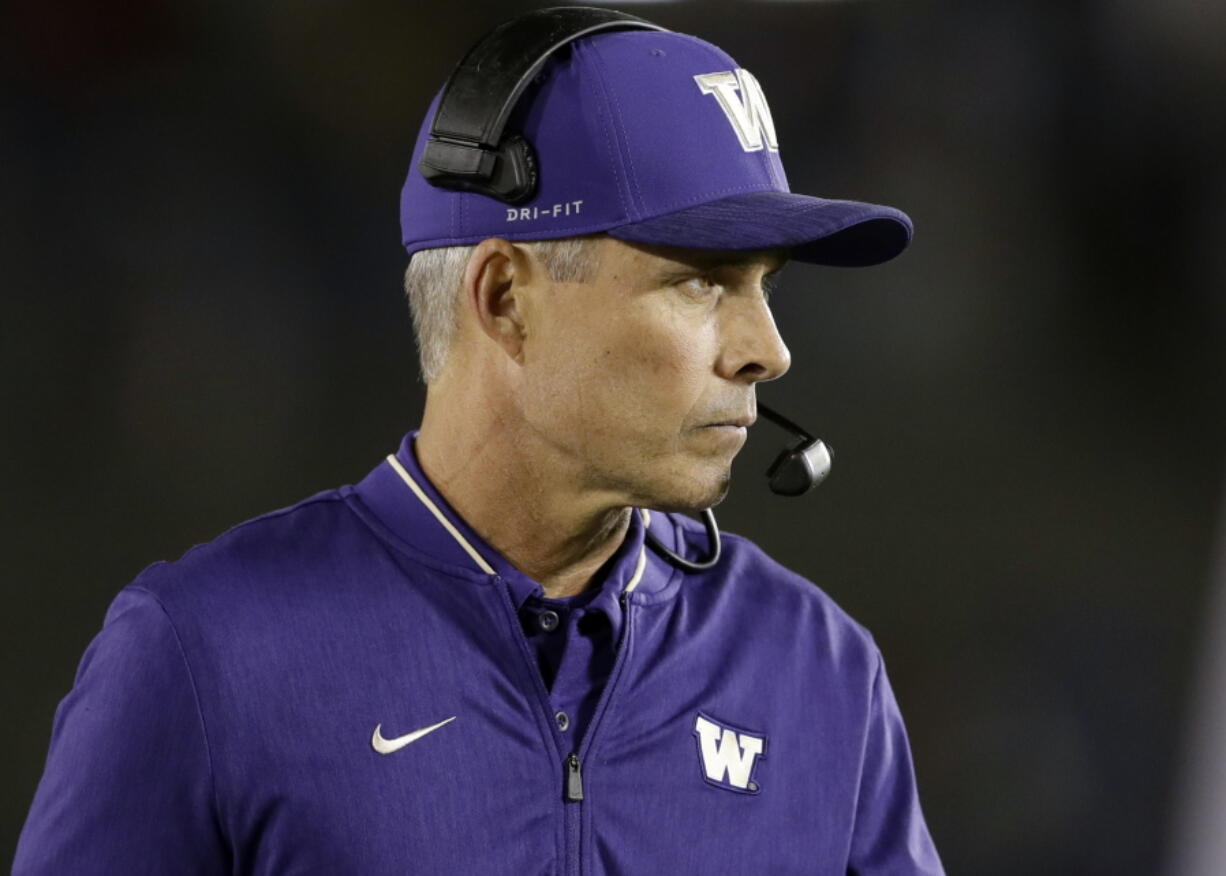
[15, 433, 944, 874]
[608, 192, 913, 267]
[400, 30, 912, 266]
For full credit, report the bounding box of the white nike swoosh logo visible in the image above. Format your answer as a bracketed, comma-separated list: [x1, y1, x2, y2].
[371, 716, 456, 755]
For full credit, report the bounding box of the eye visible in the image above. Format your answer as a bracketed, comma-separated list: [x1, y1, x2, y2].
[678, 274, 721, 298]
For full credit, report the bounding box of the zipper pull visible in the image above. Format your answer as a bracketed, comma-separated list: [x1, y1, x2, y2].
[564, 752, 584, 802]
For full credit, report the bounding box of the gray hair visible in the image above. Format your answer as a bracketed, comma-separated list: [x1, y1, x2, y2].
[403, 236, 602, 383]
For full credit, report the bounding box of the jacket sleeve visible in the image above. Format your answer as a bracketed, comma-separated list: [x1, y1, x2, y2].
[13, 585, 228, 875]
[847, 651, 945, 876]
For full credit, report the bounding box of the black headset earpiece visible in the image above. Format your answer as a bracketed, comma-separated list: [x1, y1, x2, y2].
[759, 404, 833, 496]
[418, 6, 666, 204]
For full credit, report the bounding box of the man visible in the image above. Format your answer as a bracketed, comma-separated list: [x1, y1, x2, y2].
[15, 8, 944, 874]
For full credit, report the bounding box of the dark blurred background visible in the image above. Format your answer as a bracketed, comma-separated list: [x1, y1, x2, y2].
[4, 0, 1224, 872]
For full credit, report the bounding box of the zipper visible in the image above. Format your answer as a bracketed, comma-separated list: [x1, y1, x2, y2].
[494, 577, 640, 875]
[565, 752, 584, 801]
[565, 591, 637, 871]
[562, 590, 639, 874]
[564, 758, 582, 876]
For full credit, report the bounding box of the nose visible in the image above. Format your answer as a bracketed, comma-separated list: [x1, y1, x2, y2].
[717, 295, 791, 384]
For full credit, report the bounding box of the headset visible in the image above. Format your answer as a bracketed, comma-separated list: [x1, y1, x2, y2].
[640, 404, 832, 573]
[420, 7, 833, 572]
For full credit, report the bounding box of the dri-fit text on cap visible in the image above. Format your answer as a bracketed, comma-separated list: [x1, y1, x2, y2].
[506, 200, 585, 222]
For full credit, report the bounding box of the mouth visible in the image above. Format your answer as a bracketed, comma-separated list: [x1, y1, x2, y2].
[703, 415, 756, 429]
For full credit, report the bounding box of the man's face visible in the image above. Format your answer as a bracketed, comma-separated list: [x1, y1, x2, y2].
[514, 237, 791, 512]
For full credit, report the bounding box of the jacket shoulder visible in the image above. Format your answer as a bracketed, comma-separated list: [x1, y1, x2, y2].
[667, 511, 879, 666]
[128, 488, 367, 609]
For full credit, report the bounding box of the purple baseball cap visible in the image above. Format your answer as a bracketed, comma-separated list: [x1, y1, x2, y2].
[400, 27, 912, 267]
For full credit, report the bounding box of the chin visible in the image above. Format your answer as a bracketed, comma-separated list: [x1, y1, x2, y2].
[645, 468, 732, 514]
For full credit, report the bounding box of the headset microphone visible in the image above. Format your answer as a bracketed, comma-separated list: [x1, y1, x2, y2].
[643, 404, 831, 573]
[758, 404, 832, 496]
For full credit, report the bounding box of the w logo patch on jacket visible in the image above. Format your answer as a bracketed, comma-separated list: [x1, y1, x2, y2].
[693, 712, 767, 794]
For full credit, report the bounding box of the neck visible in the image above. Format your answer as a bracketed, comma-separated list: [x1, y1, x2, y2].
[415, 386, 632, 599]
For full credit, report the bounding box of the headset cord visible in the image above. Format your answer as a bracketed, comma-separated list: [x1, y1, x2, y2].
[643, 508, 722, 572]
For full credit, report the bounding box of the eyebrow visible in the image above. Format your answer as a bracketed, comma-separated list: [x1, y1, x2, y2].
[670, 250, 789, 275]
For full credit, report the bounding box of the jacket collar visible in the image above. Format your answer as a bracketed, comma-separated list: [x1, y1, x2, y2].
[352, 432, 676, 608]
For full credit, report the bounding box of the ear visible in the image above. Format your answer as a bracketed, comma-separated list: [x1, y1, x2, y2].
[462, 238, 538, 365]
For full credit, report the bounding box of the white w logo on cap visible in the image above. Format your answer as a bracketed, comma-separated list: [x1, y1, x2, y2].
[694, 68, 779, 153]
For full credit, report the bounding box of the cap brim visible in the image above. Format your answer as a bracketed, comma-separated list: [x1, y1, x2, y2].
[606, 191, 913, 267]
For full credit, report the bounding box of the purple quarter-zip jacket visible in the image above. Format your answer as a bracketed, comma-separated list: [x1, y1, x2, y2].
[15, 433, 944, 875]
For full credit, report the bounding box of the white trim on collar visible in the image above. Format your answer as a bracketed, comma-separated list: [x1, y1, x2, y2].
[385, 454, 496, 575]
[386, 453, 650, 591]
[624, 510, 651, 594]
